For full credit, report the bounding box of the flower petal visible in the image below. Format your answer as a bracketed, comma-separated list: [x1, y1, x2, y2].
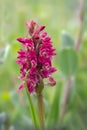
[18, 84, 24, 91]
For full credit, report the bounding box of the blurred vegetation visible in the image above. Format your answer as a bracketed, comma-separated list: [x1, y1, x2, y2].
[0, 0, 87, 130]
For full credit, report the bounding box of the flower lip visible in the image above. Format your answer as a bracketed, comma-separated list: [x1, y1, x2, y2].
[41, 32, 47, 38]
[18, 84, 24, 91]
[48, 77, 56, 86]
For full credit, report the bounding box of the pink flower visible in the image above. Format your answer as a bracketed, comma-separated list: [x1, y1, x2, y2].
[16, 20, 57, 94]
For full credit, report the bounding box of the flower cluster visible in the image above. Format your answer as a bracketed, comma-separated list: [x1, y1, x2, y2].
[16, 21, 57, 94]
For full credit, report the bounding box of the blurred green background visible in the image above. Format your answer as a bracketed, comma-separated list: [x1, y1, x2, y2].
[0, 0, 87, 130]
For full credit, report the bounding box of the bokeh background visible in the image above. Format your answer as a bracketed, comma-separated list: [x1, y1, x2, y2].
[0, 0, 87, 130]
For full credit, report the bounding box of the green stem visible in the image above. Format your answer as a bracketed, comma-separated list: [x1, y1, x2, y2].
[37, 93, 45, 130]
[26, 88, 39, 130]
[24, 71, 39, 130]
[4, 125, 9, 130]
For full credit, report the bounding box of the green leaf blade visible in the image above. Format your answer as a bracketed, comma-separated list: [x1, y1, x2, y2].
[61, 31, 75, 49]
[59, 48, 78, 77]
[47, 83, 62, 129]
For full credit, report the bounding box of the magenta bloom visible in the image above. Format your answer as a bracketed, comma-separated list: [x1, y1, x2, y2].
[16, 21, 57, 94]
